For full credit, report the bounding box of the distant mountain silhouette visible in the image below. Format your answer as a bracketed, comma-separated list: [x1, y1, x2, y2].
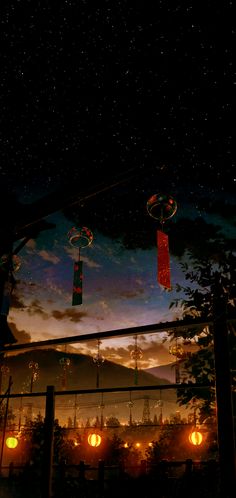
[144, 363, 176, 383]
[1, 349, 178, 423]
[2, 348, 173, 394]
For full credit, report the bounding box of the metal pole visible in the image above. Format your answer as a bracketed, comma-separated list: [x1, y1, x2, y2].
[42, 385, 55, 498]
[0, 376, 12, 474]
[212, 278, 236, 497]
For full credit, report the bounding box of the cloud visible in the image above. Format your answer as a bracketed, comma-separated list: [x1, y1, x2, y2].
[65, 246, 101, 268]
[73, 337, 172, 369]
[10, 293, 26, 310]
[51, 308, 88, 322]
[118, 289, 144, 299]
[8, 321, 31, 344]
[27, 299, 50, 319]
[38, 250, 60, 264]
[25, 239, 36, 250]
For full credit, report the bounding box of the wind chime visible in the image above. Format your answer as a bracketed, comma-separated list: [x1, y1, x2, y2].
[67, 226, 93, 305]
[28, 361, 39, 393]
[127, 391, 134, 425]
[59, 357, 71, 391]
[169, 339, 185, 384]
[188, 398, 203, 446]
[98, 392, 105, 429]
[73, 394, 79, 428]
[18, 396, 23, 431]
[93, 339, 104, 388]
[130, 335, 143, 385]
[147, 193, 177, 289]
[154, 390, 164, 424]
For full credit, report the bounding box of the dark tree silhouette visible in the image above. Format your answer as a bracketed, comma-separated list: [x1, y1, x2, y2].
[167, 221, 236, 421]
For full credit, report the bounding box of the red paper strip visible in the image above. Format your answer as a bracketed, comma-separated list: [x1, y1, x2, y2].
[72, 260, 83, 305]
[157, 230, 171, 289]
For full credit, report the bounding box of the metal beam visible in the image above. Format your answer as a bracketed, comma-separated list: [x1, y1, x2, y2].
[1, 317, 216, 353]
[0, 382, 214, 399]
[13, 167, 141, 242]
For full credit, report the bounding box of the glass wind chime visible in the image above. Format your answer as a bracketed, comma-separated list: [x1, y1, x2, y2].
[147, 193, 177, 289]
[98, 392, 105, 429]
[93, 339, 105, 388]
[28, 361, 39, 393]
[130, 335, 143, 385]
[67, 226, 93, 305]
[127, 391, 134, 425]
[154, 390, 164, 424]
[169, 339, 185, 384]
[59, 357, 71, 391]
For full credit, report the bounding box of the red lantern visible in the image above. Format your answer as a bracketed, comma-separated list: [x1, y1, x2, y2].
[88, 433, 102, 447]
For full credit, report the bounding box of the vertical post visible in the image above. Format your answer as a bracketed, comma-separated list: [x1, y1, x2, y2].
[0, 376, 12, 475]
[212, 279, 236, 497]
[0, 364, 2, 394]
[185, 458, 193, 477]
[42, 385, 55, 498]
[98, 459, 104, 495]
[78, 460, 85, 481]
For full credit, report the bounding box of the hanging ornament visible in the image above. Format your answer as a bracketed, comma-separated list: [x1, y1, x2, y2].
[28, 361, 39, 393]
[73, 394, 79, 428]
[67, 226, 93, 306]
[98, 392, 105, 429]
[147, 193, 177, 289]
[59, 357, 71, 391]
[127, 392, 134, 425]
[93, 340, 104, 388]
[169, 339, 185, 384]
[154, 390, 164, 424]
[130, 335, 143, 385]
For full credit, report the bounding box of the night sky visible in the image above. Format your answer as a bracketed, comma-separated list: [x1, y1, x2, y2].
[0, 1, 235, 369]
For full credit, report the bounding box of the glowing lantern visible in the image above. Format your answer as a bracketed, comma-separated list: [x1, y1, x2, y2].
[88, 433, 102, 447]
[147, 193, 177, 289]
[189, 430, 203, 446]
[6, 436, 18, 449]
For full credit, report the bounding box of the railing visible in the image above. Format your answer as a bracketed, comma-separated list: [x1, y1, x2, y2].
[0, 458, 220, 498]
[0, 314, 235, 497]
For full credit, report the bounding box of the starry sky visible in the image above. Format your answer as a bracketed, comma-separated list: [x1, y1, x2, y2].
[0, 1, 235, 369]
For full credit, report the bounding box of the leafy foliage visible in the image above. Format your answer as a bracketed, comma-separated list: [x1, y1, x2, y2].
[168, 239, 236, 421]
